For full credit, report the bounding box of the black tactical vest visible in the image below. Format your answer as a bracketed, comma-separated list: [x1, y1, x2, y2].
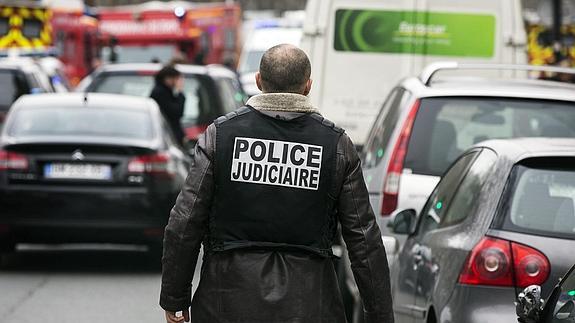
[208, 106, 343, 257]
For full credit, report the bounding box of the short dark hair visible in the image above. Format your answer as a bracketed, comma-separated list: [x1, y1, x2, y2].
[259, 44, 311, 93]
[155, 65, 181, 84]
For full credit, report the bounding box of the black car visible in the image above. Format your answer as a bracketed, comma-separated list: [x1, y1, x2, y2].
[77, 63, 246, 150]
[0, 93, 189, 255]
[0, 58, 55, 123]
[388, 138, 575, 323]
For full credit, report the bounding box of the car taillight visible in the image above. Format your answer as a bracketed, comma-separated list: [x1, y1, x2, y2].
[381, 100, 420, 216]
[512, 242, 550, 287]
[185, 124, 209, 142]
[459, 237, 550, 288]
[128, 152, 174, 177]
[0, 150, 29, 171]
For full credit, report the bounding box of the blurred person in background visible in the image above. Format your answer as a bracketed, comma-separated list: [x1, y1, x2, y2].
[150, 65, 186, 144]
[160, 44, 393, 323]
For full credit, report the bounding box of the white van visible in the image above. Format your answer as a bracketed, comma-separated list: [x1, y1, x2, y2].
[301, 0, 527, 145]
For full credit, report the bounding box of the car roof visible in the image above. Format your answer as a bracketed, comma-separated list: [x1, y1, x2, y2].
[95, 63, 237, 79]
[474, 138, 575, 162]
[400, 76, 575, 102]
[13, 93, 158, 112]
[0, 58, 42, 73]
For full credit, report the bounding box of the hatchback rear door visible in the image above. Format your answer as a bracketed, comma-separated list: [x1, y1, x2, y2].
[489, 158, 575, 296]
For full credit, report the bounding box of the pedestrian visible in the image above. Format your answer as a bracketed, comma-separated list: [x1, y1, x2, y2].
[160, 44, 394, 323]
[150, 65, 186, 144]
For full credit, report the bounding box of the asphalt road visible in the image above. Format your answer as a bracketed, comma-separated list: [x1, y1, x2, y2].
[0, 245, 202, 323]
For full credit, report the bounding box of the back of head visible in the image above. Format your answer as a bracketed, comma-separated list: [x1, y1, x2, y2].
[155, 65, 181, 84]
[258, 44, 311, 94]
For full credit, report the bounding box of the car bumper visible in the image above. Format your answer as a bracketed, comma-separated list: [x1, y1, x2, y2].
[438, 285, 517, 323]
[0, 186, 171, 245]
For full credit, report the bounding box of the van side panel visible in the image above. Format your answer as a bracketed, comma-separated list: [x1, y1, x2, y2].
[303, 0, 417, 145]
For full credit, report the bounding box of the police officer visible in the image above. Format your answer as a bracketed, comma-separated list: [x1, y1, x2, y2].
[160, 44, 393, 323]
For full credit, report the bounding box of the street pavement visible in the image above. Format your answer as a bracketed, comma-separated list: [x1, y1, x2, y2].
[0, 245, 202, 323]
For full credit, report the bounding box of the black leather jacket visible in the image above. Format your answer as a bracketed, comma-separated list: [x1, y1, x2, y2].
[160, 112, 394, 323]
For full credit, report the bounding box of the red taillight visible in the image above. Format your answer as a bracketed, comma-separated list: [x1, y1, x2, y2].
[128, 152, 174, 177]
[512, 242, 550, 287]
[381, 100, 420, 216]
[459, 237, 550, 288]
[184, 124, 209, 141]
[0, 150, 29, 171]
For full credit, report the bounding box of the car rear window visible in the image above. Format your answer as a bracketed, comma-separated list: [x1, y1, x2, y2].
[496, 159, 575, 239]
[8, 107, 154, 140]
[405, 98, 575, 176]
[89, 72, 213, 124]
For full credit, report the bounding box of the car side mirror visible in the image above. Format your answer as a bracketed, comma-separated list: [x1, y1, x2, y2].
[388, 209, 417, 235]
[516, 285, 544, 323]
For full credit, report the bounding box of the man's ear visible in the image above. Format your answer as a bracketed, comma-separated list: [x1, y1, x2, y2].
[303, 78, 313, 96]
[255, 72, 263, 91]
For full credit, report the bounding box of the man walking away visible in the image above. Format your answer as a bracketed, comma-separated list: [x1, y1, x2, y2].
[150, 65, 186, 144]
[160, 44, 394, 323]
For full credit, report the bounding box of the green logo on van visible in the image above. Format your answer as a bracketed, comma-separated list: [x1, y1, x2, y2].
[334, 9, 495, 57]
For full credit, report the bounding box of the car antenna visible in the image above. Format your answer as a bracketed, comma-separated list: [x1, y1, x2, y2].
[83, 92, 88, 105]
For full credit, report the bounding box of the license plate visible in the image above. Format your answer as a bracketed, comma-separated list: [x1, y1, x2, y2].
[44, 163, 112, 180]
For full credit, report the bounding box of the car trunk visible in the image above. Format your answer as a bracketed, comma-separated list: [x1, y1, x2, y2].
[0, 142, 166, 221]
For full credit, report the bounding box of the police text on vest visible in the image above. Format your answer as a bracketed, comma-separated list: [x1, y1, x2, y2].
[231, 137, 323, 190]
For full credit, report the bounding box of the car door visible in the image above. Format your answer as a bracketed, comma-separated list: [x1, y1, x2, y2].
[413, 149, 498, 322]
[541, 265, 575, 323]
[394, 150, 479, 322]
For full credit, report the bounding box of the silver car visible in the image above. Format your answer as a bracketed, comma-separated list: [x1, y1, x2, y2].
[388, 138, 575, 323]
[361, 63, 575, 235]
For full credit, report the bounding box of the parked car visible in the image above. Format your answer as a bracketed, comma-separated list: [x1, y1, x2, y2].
[76, 63, 246, 151]
[362, 63, 575, 234]
[516, 264, 575, 323]
[0, 93, 189, 255]
[0, 58, 55, 123]
[386, 138, 575, 323]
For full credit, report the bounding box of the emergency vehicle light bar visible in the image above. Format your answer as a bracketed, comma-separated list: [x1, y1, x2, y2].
[420, 61, 575, 86]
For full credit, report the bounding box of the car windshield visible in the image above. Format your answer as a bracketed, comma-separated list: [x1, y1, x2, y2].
[405, 98, 575, 176]
[499, 161, 575, 239]
[89, 73, 212, 124]
[101, 45, 176, 64]
[8, 107, 154, 140]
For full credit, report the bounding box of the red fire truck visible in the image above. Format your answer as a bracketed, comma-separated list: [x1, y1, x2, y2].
[51, 9, 99, 85]
[96, 1, 241, 66]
